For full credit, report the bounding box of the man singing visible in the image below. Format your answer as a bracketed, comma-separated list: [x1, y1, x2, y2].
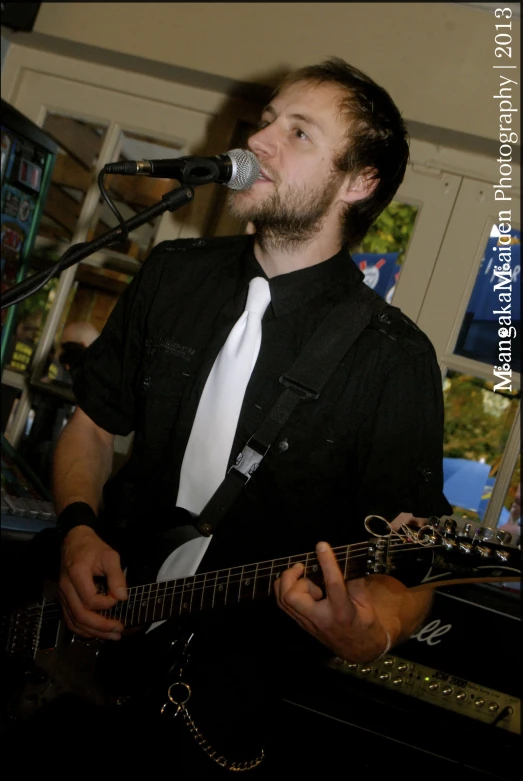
[50, 58, 451, 775]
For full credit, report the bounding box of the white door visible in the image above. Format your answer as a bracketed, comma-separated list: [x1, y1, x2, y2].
[418, 180, 521, 528]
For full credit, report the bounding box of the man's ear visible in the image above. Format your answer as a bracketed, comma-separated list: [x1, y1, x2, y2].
[339, 167, 379, 206]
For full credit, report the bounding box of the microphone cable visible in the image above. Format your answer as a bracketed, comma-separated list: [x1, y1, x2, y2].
[3, 242, 92, 310]
[97, 169, 129, 243]
[3, 171, 130, 310]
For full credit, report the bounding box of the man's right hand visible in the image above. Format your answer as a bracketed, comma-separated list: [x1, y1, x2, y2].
[59, 525, 128, 640]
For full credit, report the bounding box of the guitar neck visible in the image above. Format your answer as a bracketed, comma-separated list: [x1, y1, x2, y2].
[104, 525, 521, 627]
[103, 543, 368, 627]
[6, 524, 520, 659]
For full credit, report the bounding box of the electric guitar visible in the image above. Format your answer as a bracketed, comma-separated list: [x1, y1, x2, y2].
[2, 516, 520, 726]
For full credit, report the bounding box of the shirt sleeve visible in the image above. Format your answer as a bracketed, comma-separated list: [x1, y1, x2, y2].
[354, 345, 453, 523]
[72, 244, 169, 436]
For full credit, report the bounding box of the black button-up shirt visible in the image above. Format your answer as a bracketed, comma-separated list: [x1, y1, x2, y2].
[74, 234, 451, 574]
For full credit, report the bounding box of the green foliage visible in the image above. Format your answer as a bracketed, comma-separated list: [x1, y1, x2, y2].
[356, 201, 418, 264]
[443, 372, 518, 470]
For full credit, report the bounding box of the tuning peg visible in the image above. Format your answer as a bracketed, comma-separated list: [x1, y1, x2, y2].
[495, 530, 512, 545]
[443, 519, 457, 535]
[458, 522, 474, 537]
[418, 527, 439, 545]
[428, 516, 441, 528]
[475, 545, 492, 558]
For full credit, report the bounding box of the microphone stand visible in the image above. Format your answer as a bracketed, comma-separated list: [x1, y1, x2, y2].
[1, 185, 195, 310]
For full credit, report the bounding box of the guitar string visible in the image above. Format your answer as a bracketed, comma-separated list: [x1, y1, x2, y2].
[16, 549, 411, 627]
[17, 533, 446, 622]
[18, 539, 380, 620]
[19, 538, 441, 627]
[19, 540, 518, 636]
[33, 526, 516, 627]
[19, 540, 440, 627]
[116, 537, 430, 610]
[107, 542, 439, 621]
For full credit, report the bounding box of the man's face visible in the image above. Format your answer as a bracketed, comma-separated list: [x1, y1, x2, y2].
[228, 80, 350, 245]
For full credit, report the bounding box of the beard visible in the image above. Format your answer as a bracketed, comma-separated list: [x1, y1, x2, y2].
[227, 170, 343, 253]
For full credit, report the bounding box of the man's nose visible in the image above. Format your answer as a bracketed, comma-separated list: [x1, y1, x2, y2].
[248, 124, 277, 160]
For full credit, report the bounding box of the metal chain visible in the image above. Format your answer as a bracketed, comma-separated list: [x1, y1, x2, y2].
[180, 702, 265, 772]
[161, 633, 264, 772]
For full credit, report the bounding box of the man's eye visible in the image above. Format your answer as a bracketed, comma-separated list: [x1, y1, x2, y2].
[257, 120, 270, 131]
[294, 129, 309, 141]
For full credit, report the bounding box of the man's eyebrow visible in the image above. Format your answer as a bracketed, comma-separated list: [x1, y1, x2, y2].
[261, 104, 325, 135]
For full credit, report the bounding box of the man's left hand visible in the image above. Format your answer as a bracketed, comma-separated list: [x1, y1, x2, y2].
[274, 540, 414, 663]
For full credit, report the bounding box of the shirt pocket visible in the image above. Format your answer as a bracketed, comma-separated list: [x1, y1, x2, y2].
[137, 340, 196, 445]
[139, 338, 195, 397]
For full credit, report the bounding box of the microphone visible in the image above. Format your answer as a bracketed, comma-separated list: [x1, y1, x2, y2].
[103, 148, 260, 190]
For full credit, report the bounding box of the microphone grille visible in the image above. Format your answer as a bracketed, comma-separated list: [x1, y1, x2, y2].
[227, 149, 260, 190]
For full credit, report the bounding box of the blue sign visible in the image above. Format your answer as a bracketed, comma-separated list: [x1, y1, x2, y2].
[467, 234, 520, 321]
[352, 252, 400, 301]
[456, 229, 520, 371]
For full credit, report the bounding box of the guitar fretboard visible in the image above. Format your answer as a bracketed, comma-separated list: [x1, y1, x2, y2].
[102, 543, 373, 627]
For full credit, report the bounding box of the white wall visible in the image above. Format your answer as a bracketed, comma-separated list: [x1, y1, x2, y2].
[7, 2, 517, 144]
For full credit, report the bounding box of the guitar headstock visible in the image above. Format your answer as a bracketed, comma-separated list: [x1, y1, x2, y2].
[366, 515, 521, 589]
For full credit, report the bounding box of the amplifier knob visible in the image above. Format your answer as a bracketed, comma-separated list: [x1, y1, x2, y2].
[392, 677, 403, 686]
[442, 687, 453, 696]
[428, 683, 439, 691]
[360, 667, 372, 674]
[475, 698, 485, 707]
[379, 673, 390, 681]
[488, 703, 499, 712]
[456, 691, 467, 701]
[397, 664, 408, 672]
[383, 658, 394, 667]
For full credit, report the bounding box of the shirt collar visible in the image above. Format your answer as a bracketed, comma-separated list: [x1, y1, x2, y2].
[243, 237, 364, 317]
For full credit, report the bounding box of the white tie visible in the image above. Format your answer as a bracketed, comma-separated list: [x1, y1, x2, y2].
[176, 276, 271, 516]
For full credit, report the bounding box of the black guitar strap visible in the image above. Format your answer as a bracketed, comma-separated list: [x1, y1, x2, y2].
[195, 281, 389, 536]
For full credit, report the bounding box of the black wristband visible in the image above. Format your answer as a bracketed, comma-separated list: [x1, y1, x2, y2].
[57, 502, 99, 536]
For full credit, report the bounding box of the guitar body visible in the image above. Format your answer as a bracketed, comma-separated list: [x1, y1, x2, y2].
[4, 635, 106, 724]
[2, 591, 193, 730]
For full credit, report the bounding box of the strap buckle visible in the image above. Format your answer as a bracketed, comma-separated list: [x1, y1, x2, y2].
[229, 438, 270, 483]
[279, 374, 320, 400]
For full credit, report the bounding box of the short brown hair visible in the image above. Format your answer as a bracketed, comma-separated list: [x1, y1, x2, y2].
[276, 58, 410, 249]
